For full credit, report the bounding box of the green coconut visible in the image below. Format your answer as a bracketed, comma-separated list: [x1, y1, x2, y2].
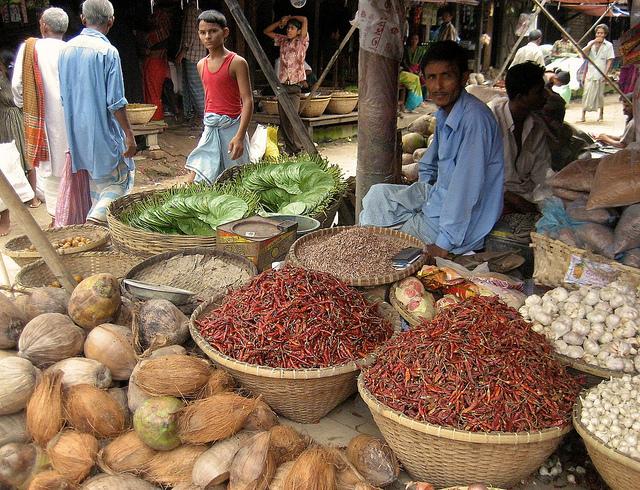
[133, 396, 183, 451]
[401, 132, 426, 154]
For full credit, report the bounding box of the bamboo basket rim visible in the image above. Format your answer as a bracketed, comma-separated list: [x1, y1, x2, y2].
[573, 398, 640, 470]
[190, 294, 401, 379]
[358, 375, 572, 444]
[3, 224, 110, 258]
[553, 351, 628, 379]
[288, 225, 427, 287]
[389, 282, 424, 327]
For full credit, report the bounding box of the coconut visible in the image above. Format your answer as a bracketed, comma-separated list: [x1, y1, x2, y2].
[134, 299, 189, 353]
[133, 396, 183, 451]
[228, 431, 276, 490]
[26, 370, 64, 446]
[283, 446, 337, 490]
[64, 384, 126, 439]
[269, 461, 295, 490]
[47, 430, 98, 483]
[148, 344, 186, 358]
[135, 354, 210, 397]
[27, 470, 76, 490]
[192, 430, 254, 487]
[143, 445, 206, 487]
[413, 147, 428, 162]
[0, 293, 26, 349]
[244, 399, 278, 431]
[48, 358, 112, 389]
[108, 387, 132, 429]
[0, 412, 28, 446]
[402, 132, 426, 154]
[0, 442, 48, 488]
[18, 313, 85, 368]
[127, 362, 151, 413]
[67, 274, 121, 330]
[408, 114, 436, 136]
[268, 425, 309, 465]
[0, 357, 38, 415]
[97, 430, 156, 475]
[84, 324, 136, 380]
[177, 393, 258, 445]
[346, 435, 399, 487]
[81, 473, 158, 490]
[332, 449, 373, 490]
[114, 297, 134, 328]
[401, 153, 413, 166]
[200, 369, 235, 397]
[15, 288, 69, 322]
[0, 350, 17, 359]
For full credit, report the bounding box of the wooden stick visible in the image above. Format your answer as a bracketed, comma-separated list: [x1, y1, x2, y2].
[0, 172, 76, 293]
[0, 255, 13, 297]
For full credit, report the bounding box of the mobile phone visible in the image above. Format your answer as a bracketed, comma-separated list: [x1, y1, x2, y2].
[391, 247, 423, 268]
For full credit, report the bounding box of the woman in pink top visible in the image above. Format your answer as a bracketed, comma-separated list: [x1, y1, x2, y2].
[264, 14, 309, 154]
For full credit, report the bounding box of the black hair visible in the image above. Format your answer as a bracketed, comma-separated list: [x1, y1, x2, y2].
[556, 71, 570, 85]
[528, 29, 542, 42]
[0, 50, 15, 78]
[423, 41, 468, 76]
[198, 9, 227, 28]
[287, 18, 302, 30]
[505, 61, 545, 99]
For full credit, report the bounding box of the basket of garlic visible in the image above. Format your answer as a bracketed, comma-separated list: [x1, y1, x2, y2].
[519, 281, 640, 383]
[573, 375, 640, 490]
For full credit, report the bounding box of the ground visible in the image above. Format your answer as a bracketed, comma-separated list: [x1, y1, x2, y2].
[0, 94, 628, 489]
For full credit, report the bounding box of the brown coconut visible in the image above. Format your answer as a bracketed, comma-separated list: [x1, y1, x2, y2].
[15, 288, 70, 322]
[83, 323, 136, 380]
[191, 430, 254, 487]
[48, 357, 112, 389]
[268, 425, 309, 465]
[228, 431, 276, 490]
[200, 369, 236, 397]
[244, 399, 278, 431]
[0, 442, 48, 488]
[269, 461, 295, 490]
[64, 384, 126, 439]
[134, 299, 189, 353]
[135, 354, 210, 397]
[114, 297, 134, 327]
[81, 473, 157, 489]
[108, 387, 132, 429]
[27, 470, 76, 490]
[18, 313, 85, 368]
[345, 435, 399, 487]
[283, 446, 337, 490]
[177, 393, 258, 445]
[97, 430, 156, 475]
[47, 430, 99, 483]
[143, 445, 206, 487]
[332, 449, 377, 490]
[26, 370, 64, 446]
[67, 274, 120, 330]
[0, 293, 26, 349]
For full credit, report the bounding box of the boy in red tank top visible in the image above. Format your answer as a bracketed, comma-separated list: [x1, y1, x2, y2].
[185, 10, 253, 184]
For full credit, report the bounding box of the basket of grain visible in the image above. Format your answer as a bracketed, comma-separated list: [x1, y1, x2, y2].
[326, 92, 358, 114]
[3, 224, 110, 267]
[299, 95, 331, 118]
[259, 97, 279, 115]
[126, 103, 157, 125]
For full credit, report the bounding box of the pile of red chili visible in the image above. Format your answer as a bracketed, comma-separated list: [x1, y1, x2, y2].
[363, 296, 580, 433]
[196, 266, 394, 369]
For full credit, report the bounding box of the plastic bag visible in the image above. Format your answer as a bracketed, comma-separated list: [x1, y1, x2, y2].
[566, 198, 618, 225]
[264, 125, 280, 160]
[54, 152, 91, 226]
[587, 147, 640, 210]
[574, 223, 615, 258]
[536, 197, 584, 235]
[0, 141, 35, 212]
[548, 158, 600, 192]
[248, 124, 267, 162]
[613, 203, 640, 254]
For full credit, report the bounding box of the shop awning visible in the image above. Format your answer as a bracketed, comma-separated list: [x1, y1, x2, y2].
[414, 0, 480, 6]
[563, 4, 629, 15]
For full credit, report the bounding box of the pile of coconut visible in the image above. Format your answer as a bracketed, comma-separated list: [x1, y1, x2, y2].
[401, 114, 436, 182]
[0, 273, 400, 489]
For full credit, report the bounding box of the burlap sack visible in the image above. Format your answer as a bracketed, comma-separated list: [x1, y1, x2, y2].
[548, 158, 600, 192]
[586, 148, 640, 210]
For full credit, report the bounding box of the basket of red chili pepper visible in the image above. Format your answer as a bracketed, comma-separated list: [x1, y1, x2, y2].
[359, 296, 580, 488]
[190, 266, 401, 423]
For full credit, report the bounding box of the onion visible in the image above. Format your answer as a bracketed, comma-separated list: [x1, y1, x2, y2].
[0, 412, 28, 446]
[0, 357, 38, 415]
[84, 323, 136, 380]
[64, 384, 126, 439]
[0, 293, 26, 349]
[0, 442, 48, 488]
[47, 430, 99, 483]
[47, 357, 112, 389]
[81, 473, 158, 489]
[18, 313, 85, 368]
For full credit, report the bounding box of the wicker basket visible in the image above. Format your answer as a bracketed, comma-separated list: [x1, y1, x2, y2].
[107, 191, 218, 257]
[326, 94, 358, 114]
[553, 352, 626, 387]
[126, 103, 157, 125]
[358, 377, 570, 488]
[299, 95, 331, 117]
[574, 399, 640, 490]
[15, 252, 142, 289]
[3, 225, 110, 267]
[531, 232, 640, 288]
[190, 297, 401, 423]
[389, 282, 425, 327]
[288, 226, 427, 287]
[259, 97, 279, 115]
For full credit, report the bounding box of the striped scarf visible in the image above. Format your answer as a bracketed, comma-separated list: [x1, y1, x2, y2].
[22, 38, 48, 168]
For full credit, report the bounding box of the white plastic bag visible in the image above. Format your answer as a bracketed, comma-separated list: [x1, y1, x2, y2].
[0, 141, 35, 212]
[248, 124, 268, 162]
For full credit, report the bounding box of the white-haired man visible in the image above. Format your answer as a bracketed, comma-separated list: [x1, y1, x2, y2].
[58, 0, 136, 225]
[12, 7, 69, 223]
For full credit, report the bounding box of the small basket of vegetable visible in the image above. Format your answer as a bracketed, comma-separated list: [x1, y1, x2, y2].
[4, 224, 110, 267]
[189, 266, 401, 423]
[573, 376, 640, 490]
[326, 92, 358, 115]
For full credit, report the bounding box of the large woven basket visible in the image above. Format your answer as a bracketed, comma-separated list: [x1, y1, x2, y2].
[15, 252, 142, 289]
[126, 103, 157, 125]
[259, 97, 279, 115]
[288, 226, 427, 287]
[190, 296, 401, 423]
[358, 377, 570, 488]
[326, 94, 358, 114]
[574, 399, 640, 490]
[553, 352, 627, 387]
[3, 224, 110, 267]
[531, 232, 640, 288]
[107, 191, 218, 257]
[299, 95, 331, 117]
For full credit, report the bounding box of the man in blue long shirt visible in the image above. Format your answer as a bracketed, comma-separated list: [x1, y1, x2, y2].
[58, 0, 136, 224]
[360, 41, 504, 257]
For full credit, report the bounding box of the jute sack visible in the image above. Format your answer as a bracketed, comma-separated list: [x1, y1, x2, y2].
[587, 147, 640, 210]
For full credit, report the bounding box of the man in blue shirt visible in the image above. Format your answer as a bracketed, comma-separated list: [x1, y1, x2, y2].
[58, 0, 136, 224]
[360, 41, 504, 257]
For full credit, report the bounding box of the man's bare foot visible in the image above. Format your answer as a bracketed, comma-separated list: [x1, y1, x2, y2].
[29, 198, 42, 208]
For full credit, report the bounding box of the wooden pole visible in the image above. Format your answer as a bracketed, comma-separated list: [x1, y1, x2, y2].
[300, 23, 357, 111]
[577, 4, 614, 45]
[223, 0, 318, 155]
[0, 174, 76, 293]
[532, 0, 631, 105]
[483, 0, 494, 71]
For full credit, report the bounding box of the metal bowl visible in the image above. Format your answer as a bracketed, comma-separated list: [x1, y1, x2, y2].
[264, 214, 321, 236]
[122, 278, 195, 305]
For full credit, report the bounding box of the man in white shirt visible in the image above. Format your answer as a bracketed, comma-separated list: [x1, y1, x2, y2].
[511, 29, 545, 68]
[489, 62, 551, 214]
[12, 7, 69, 223]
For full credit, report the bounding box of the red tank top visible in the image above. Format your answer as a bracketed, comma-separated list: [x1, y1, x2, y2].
[202, 52, 242, 117]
